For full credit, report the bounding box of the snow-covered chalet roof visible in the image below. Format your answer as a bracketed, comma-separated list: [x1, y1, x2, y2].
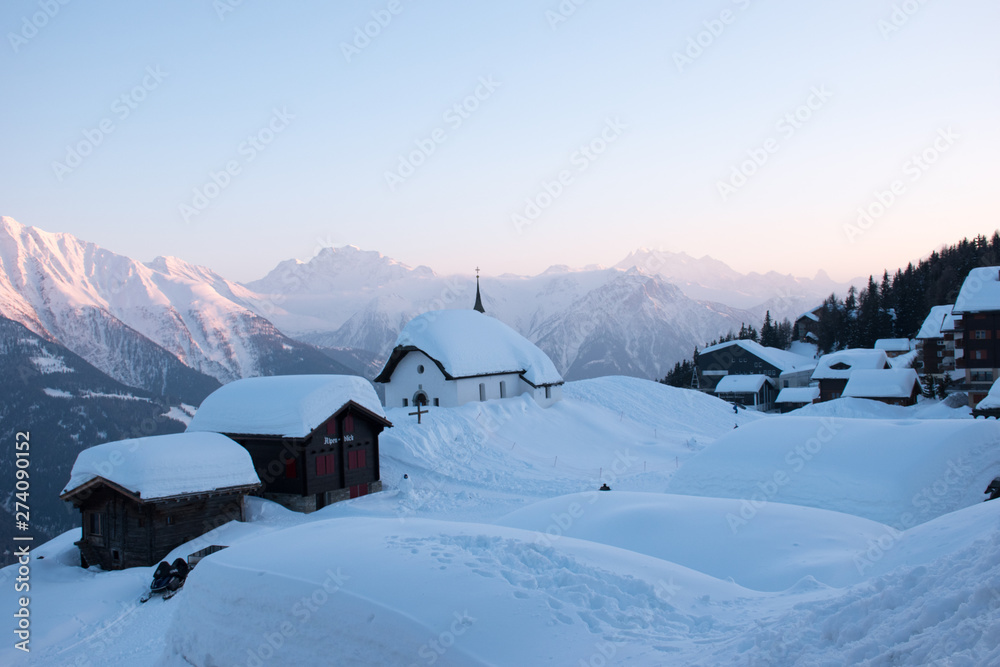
[874, 338, 912, 352]
[975, 380, 1000, 410]
[61, 432, 259, 501]
[775, 386, 821, 404]
[715, 374, 773, 393]
[374, 310, 564, 387]
[700, 339, 816, 373]
[842, 368, 920, 399]
[916, 305, 957, 339]
[954, 267, 1000, 314]
[811, 349, 889, 380]
[187, 375, 388, 438]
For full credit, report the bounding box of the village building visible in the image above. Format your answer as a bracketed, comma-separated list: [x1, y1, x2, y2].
[774, 386, 821, 413]
[374, 303, 564, 409]
[794, 305, 823, 343]
[916, 304, 957, 375]
[811, 349, 891, 402]
[952, 267, 1000, 407]
[874, 338, 913, 358]
[695, 339, 816, 398]
[187, 375, 391, 512]
[973, 378, 1000, 418]
[713, 374, 777, 411]
[841, 368, 921, 406]
[60, 432, 260, 570]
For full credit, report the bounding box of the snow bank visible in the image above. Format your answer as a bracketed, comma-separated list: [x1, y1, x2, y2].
[62, 432, 260, 500]
[382, 309, 563, 386]
[187, 374, 385, 438]
[498, 491, 892, 591]
[789, 396, 970, 420]
[666, 417, 1000, 526]
[158, 517, 759, 666]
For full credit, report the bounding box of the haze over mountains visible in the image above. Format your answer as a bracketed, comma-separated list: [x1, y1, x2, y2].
[0, 216, 855, 389]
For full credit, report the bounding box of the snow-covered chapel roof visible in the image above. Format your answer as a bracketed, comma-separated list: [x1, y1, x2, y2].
[61, 432, 260, 501]
[187, 374, 387, 438]
[374, 310, 564, 387]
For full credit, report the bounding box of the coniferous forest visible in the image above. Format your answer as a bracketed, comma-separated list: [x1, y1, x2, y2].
[661, 232, 1000, 387]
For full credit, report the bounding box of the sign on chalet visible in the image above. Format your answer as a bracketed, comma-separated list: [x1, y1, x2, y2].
[187, 375, 391, 513]
[60, 432, 261, 570]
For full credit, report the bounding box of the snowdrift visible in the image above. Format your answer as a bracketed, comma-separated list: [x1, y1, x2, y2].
[667, 416, 1000, 526]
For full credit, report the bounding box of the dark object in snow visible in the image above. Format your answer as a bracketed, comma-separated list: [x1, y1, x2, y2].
[403, 474, 408, 479]
[985, 477, 1000, 501]
[141, 558, 191, 603]
[187, 544, 228, 568]
[733, 404, 739, 414]
[599, 483, 611, 491]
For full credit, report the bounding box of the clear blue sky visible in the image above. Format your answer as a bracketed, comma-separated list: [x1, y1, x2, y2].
[1, 0, 997, 283]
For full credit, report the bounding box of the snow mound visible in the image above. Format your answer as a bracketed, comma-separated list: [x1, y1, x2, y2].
[498, 491, 892, 591]
[379, 309, 563, 386]
[789, 396, 969, 420]
[62, 432, 260, 500]
[666, 417, 1000, 526]
[158, 517, 759, 666]
[731, 506, 1000, 666]
[187, 374, 385, 438]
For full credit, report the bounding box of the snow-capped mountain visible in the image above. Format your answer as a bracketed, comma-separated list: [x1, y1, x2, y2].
[614, 248, 853, 315]
[250, 246, 793, 381]
[0, 217, 353, 394]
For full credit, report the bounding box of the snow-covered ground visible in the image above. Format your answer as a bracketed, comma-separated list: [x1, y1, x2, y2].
[5, 378, 1000, 666]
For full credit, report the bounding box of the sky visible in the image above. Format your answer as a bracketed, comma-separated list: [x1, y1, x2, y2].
[1, 0, 997, 284]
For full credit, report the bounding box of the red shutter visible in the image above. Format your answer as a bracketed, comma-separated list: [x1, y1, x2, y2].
[344, 415, 354, 433]
[358, 450, 366, 468]
[326, 453, 336, 472]
[348, 451, 357, 469]
[317, 456, 327, 476]
[326, 419, 336, 435]
[285, 458, 297, 479]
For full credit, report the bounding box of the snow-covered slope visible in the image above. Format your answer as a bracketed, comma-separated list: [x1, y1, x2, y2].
[0, 217, 352, 388]
[5, 378, 1000, 665]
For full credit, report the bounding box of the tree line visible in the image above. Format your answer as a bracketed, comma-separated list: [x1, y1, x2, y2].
[660, 232, 1000, 387]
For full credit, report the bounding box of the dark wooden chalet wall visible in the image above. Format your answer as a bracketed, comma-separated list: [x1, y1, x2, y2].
[226, 403, 385, 510]
[73, 486, 246, 570]
[697, 346, 783, 391]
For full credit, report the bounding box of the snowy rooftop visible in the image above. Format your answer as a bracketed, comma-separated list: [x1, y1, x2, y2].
[699, 339, 816, 373]
[775, 386, 820, 404]
[62, 432, 259, 500]
[811, 348, 889, 380]
[916, 304, 957, 339]
[797, 306, 822, 322]
[187, 374, 386, 438]
[976, 379, 1000, 410]
[874, 338, 912, 352]
[842, 368, 920, 399]
[715, 374, 772, 393]
[375, 309, 564, 386]
[954, 267, 1000, 313]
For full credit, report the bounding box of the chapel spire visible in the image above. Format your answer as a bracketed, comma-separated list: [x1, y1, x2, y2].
[473, 267, 485, 314]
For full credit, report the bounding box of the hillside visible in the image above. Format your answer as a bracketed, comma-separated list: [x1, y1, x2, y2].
[5, 377, 998, 665]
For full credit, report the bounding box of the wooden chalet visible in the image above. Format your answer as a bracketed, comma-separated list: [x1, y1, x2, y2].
[187, 375, 392, 513]
[713, 374, 776, 412]
[794, 305, 823, 343]
[810, 349, 890, 402]
[695, 339, 815, 395]
[916, 305, 957, 376]
[775, 386, 821, 413]
[60, 432, 260, 570]
[952, 268, 1000, 407]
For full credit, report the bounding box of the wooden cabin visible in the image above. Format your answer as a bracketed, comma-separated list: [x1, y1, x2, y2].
[774, 386, 821, 413]
[187, 375, 392, 513]
[811, 349, 890, 402]
[841, 368, 921, 407]
[713, 374, 776, 412]
[60, 432, 260, 570]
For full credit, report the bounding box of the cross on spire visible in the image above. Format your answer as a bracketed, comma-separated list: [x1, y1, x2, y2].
[473, 267, 485, 313]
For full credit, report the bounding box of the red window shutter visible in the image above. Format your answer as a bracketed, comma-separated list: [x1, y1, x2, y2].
[326, 453, 336, 472]
[344, 415, 354, 433]
[348, 451, 357, 469]
[285, 458, 297, 479]
[326, 420, 336, 435]
[317, 456, 326, 476]
[358, 450, 366, 468]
